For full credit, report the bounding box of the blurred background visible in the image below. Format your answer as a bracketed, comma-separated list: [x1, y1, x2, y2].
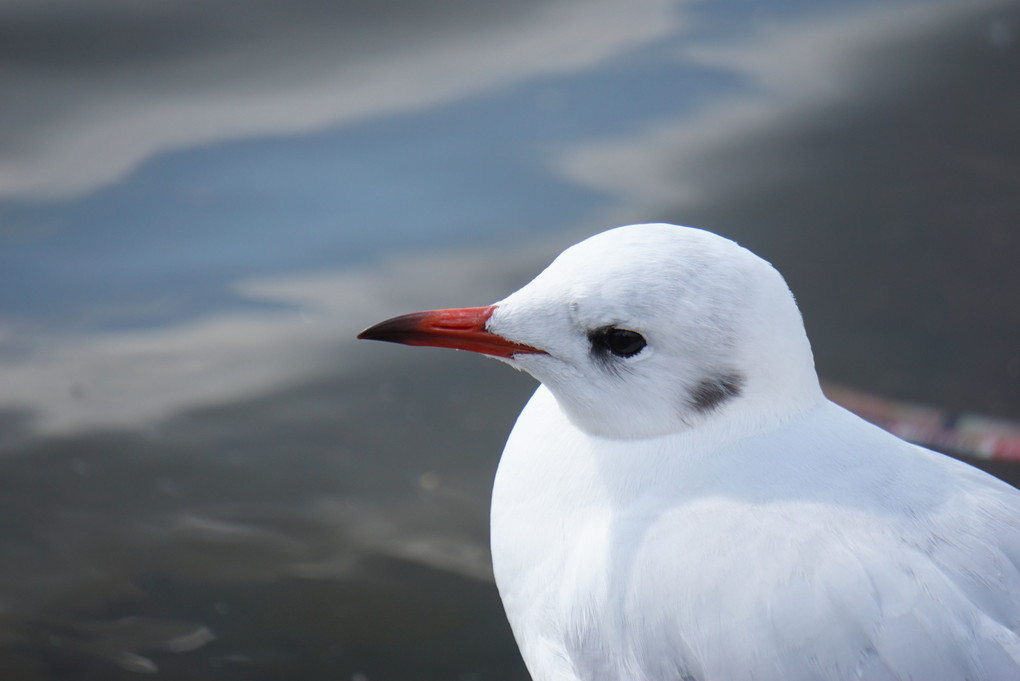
[1, 0, 1019, 678]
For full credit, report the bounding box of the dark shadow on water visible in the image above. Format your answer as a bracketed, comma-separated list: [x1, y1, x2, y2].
[0, 357, 536, 680]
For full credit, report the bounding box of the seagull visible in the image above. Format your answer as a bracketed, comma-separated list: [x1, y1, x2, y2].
[358, 223, 1020, 681]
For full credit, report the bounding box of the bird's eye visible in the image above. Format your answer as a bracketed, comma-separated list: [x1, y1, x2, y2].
[592, 327, 646, 358]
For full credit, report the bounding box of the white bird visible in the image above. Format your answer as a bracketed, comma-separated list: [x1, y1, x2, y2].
[359, 223, 1020, 681]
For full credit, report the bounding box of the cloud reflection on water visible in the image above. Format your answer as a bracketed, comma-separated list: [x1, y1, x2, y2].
[0, 0, 682, 200]
[557, 0, 1013, 217]
[0, 245, 546, 436]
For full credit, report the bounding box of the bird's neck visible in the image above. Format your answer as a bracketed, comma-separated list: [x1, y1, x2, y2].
[495, 381, 824, 522]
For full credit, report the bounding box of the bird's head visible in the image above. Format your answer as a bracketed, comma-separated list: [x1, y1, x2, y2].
[359, 224, 823, 440]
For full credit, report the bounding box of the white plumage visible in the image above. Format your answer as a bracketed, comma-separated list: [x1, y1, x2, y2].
[361, 224, 1020, 680]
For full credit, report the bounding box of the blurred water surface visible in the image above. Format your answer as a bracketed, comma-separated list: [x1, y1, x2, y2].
[1, 0, 1019, 678]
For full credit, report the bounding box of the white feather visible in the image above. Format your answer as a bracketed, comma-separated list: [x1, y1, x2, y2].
[484, 224, 1020, 681]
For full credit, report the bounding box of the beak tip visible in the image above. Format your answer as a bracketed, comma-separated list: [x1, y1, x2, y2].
[357, 319, 404, 343]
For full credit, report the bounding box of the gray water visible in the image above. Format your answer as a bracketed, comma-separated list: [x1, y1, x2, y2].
[1, 1, 1018, 679]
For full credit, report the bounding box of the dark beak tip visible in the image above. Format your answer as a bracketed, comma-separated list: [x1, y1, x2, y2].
[356, 328, 396, 344]
[356, 311, 430, 345]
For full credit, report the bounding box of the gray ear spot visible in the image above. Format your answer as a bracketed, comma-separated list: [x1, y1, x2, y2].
[689, 373, 744, 412]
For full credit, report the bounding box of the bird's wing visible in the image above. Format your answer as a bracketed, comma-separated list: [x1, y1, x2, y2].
[615, 453, 1020, 681]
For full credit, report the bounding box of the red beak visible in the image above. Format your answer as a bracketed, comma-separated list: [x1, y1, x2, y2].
[357, 305, 544, 359]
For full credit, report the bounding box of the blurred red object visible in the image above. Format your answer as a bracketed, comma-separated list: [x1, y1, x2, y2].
[824, 383, 1020, 462]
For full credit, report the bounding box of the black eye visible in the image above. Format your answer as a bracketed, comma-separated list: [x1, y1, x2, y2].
[591, 327, 646, 358]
